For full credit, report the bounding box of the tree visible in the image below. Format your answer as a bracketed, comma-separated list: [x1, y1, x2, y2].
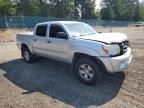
[75, 0, 97, 19]
[0, 0, 101, 20]
[139, 1, 144, 20]
[15, 0, 40, 16]
[49, 0, 75, 18]
[101, 1, 115, 20]
[134, 0, 140, 21]
[0, 0, 16, 15]
[101, 0, 141, 21]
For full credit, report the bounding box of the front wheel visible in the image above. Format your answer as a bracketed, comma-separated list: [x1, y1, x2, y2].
[75, 58, 103, 85]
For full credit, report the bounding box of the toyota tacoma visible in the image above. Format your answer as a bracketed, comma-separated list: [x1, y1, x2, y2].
[16, 21, 132, 85]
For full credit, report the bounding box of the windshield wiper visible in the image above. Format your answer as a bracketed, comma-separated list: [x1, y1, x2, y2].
[87, 33, 96, 35]
[80, 33, 96, 36]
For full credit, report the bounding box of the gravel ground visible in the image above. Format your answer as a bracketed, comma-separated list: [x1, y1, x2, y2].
[0, 27, 144, 108]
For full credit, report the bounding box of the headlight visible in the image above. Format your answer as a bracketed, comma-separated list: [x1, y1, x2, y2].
[102, 44, 120, 56]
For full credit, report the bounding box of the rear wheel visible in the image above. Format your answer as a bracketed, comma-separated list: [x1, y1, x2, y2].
[22, 47, 35, 63]
[75, 58, 103, 85]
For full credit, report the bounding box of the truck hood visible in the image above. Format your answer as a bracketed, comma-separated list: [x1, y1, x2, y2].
[76, 33, 127, 44]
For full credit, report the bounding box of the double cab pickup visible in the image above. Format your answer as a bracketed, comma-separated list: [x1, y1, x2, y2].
[16, 21, 132, 85]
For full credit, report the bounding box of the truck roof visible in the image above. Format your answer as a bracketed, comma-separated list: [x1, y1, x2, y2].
[37, 21, 82, 25]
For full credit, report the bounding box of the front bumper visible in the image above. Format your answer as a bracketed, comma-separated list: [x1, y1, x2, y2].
[98, 48, 132, 73]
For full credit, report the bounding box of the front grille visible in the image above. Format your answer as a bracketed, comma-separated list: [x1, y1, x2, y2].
[119, 40, 129, 55]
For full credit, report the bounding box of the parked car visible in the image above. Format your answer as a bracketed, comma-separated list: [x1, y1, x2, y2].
[133, 21, 144, 27]
[16, 21, 132, 85]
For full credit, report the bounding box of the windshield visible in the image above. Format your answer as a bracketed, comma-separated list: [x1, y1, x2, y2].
[64, 23, 97, 36]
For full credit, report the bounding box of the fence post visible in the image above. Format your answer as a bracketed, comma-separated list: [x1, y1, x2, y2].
[4, 15, 8, 29]
[21, 14, 24, 28]
[110, 26, 112, 32]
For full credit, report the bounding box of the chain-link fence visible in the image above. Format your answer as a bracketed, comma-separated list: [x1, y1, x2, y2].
[0, 16, 131, 29]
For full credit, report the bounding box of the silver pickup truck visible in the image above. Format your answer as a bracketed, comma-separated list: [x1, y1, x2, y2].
[16, 21, 132, 85]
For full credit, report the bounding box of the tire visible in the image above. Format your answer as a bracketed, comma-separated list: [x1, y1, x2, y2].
[75, 58, 103, 85]
[22, 47, 35, 63]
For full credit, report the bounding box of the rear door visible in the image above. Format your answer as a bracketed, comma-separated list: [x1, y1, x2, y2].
[32, 24, 50, 56]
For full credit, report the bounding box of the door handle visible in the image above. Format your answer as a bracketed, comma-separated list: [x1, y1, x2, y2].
[46, 40, 51, 43]
[33, 39, 37, 41]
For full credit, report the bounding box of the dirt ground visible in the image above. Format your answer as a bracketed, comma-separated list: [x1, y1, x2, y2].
[0, 27, 144, 108]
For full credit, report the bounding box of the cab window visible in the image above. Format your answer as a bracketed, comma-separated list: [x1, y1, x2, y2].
[36, 25, 47, 37]
[49, 24, 67, 39]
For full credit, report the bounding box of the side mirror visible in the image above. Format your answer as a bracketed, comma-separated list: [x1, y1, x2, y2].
[56, 32, 68, 39]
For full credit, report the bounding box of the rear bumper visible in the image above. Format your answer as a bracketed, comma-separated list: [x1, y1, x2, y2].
[98, 48, 132, 73]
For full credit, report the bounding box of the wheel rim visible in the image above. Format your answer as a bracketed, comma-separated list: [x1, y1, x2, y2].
[78, 64, 94, 81]
[24, 50, 30, 61]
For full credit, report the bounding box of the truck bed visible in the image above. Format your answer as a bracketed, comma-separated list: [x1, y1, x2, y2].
[16, 32, 33, 49]
[17, 32, 33, 36]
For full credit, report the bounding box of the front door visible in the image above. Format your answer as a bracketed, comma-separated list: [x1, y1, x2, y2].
[47, 24, 70, 62]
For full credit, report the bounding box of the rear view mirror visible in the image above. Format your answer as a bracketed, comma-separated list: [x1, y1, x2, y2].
[56, 32, 68, 39]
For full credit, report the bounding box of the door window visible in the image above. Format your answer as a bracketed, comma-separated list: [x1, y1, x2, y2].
[49, 24, 68, 39]
[36, 25, 47, 37]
